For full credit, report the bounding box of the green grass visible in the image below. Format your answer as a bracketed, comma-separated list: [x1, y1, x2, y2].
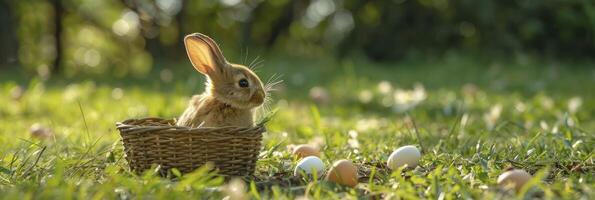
[0, 55, 593, 199]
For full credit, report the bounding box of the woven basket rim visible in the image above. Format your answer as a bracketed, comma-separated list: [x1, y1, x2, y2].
[116, 117, 265, 176]
[116, 117, 266, 131]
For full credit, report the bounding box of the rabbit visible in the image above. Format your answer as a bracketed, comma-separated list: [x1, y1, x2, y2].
[176, 33, 266, 128]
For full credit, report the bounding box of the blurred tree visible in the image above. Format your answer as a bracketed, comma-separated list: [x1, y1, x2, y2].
[51, 0, 64, 73]
[265, 0, 304, 47]
[0, 0, 19, 67]
[4, 0, 594, 76]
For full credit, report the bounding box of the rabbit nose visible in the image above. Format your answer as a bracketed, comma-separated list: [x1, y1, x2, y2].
[251, 90, 265, 104]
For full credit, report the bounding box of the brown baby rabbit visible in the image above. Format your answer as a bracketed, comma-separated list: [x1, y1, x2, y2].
[177, 33, 266, 127]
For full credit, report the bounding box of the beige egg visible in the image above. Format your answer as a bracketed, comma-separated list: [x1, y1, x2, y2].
[325, 159, 358, 187]
[10, 85, 24, 101]
[309, 86, 330, 104]
[292, 144, 320, 159]
[30, 123, 53, 139]
[221, 178, 247, 200]
[497, 169, 532, 191]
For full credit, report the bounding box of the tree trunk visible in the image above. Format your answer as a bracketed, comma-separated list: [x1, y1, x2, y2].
[52, 0, 63, 73]
[266, 0, 308, 47]
[176, 0, 187, 58]
[241, 2, 265, 48]
[0, 1, 18, 67]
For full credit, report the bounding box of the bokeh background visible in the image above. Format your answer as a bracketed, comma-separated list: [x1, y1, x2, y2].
[0, 1, 594, 198]
[2, 0, 595, 77]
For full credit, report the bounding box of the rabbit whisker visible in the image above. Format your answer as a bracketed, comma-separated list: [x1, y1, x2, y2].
[243, 47, 249, 66]
[265, 79, 283, 92]
[265, 73, 282, 85]
[248, 55, 261, 70]
[250, 60, 265, 71]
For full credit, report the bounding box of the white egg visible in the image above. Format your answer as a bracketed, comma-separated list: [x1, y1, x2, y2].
[387, 145, 421, 170]
[497, 169, 532, 191]
[294, 156, 325, 177]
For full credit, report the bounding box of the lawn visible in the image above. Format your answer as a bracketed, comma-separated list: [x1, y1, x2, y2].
[0, 55, 593, 199]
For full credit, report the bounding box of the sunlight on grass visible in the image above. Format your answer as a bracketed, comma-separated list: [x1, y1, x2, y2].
[0, 57, 593, 199]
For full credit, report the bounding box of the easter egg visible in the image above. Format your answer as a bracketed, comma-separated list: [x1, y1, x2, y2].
[30, 123, 53, 139]
[326, 159, 358, 187]
[497, 169, 532, 191]
[294, 156, 325, 177]
[292, 144, 320, 159]
[387, 145, 421, 170]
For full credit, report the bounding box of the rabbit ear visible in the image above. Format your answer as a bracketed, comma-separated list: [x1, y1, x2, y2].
[184, 33, 228, 75]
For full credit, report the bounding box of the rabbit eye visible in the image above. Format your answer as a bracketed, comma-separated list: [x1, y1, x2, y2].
[238, 79, 249, 88]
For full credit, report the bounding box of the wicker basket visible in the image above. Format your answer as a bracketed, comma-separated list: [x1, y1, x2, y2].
[116, 117, 265, 176]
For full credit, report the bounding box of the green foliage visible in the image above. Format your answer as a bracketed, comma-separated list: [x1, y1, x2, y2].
[13, 0, 55, 72]
[345, 0, 595, 60]
[5, 0, 595, 77]
[0, 56, 593, 198]
[8, 0, 160, 76]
